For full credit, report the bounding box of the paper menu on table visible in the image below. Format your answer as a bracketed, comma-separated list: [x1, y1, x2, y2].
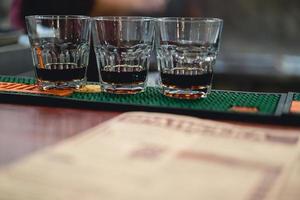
[0, 112, 299, 200]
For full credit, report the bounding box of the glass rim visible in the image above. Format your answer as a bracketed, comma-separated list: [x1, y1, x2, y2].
[25, 15, 90, 20]
[157, 17, 223, 23]
[93, 16, 155, 22]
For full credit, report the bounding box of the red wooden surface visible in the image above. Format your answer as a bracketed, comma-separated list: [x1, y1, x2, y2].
[0, 104, 120, 166]
[0, 103, 299, 167]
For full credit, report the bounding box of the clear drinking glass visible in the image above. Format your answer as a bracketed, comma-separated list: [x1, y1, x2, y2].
[157, 17, 223, 99]
[25, 15, 91, 90]
[92, 16, 155, 94]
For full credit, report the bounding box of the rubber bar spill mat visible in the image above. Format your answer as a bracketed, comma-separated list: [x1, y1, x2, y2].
[283, 93, 300, 119]
[294, 93, 300, 101]
[0, 76, 292, 124]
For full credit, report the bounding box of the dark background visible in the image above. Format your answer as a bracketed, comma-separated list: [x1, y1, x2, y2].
[1, 0, 300, 92]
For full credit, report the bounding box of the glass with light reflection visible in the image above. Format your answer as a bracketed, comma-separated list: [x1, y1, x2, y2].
[92, 16, 155, 94]
[157, 17, 223, 99]
[25, 15, 91, 90]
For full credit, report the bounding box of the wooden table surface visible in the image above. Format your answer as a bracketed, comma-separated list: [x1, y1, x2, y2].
[0, 103, 299, 167]
[0, 103, 120, 166]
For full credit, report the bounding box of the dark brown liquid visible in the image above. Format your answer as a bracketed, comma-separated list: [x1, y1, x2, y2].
[101, 69, 147, 84]
[36, 67, 86, 82]
[161, 73, 213, 88]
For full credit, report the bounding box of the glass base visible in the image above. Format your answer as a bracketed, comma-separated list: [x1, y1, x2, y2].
[102, 82, 145, 94]
[37, 79, 85, 90]
[161, 85, 211, 99]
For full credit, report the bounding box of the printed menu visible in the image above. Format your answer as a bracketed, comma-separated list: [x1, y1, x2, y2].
[0, 112, 299, 200]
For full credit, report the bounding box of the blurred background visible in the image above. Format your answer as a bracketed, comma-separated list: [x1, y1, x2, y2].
[1, 0, 300, 92]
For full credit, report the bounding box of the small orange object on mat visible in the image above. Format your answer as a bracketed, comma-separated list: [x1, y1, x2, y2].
[0, 82, 73, 97]
[229, 106, 259, 113]
[290, 101, 300, 113]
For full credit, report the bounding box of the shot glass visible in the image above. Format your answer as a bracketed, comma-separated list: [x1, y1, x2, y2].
[92, 16, 155, 94]
[157, 17, 223, 99]
[25, 15, 91, 90]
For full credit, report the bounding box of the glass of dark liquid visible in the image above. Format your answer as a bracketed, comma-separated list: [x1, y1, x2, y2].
[25, 15, 91, 90]
[92, 17, 155, 94]
[157, 17, 223, 99]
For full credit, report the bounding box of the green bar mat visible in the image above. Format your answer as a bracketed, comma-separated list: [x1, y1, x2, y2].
[294, 93, 300, 101]
[0, 76, 288, 122]
[283, 92, 300, 117]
